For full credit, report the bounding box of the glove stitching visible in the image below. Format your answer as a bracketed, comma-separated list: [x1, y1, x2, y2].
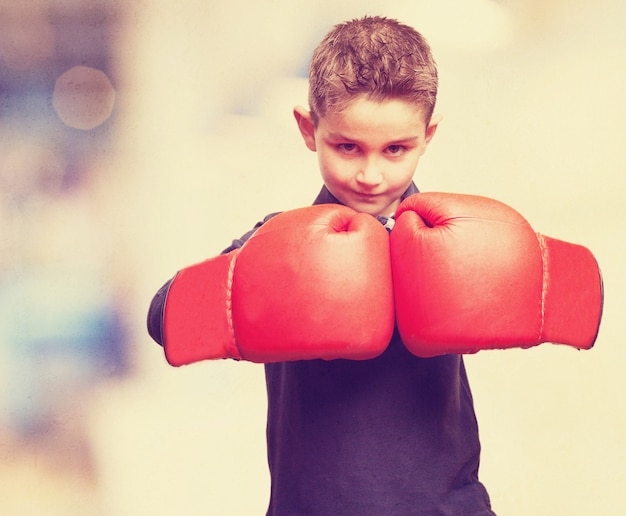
[225, 252, 242, 359]
[536, 232, 547, 343]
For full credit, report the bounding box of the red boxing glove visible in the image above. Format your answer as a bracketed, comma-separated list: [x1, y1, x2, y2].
[163, 204, 394, 365]
[391, 192, 603, 357]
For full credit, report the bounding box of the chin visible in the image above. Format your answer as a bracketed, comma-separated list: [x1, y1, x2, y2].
[348, 203, 387, 217]
[335, 192, 391, 217]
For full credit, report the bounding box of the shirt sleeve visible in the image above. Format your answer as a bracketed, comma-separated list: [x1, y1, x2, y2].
[220, 211, 281, 253]
[146, 279, 172, 346]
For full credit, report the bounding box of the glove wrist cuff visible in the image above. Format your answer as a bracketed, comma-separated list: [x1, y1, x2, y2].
[538, 234, 603, 349]
[164, 254, 239, 366]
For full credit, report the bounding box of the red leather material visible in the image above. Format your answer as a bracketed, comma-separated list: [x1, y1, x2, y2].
[539, 235, 603, 349]
[233, 205, 394, 362]
[163, 204, 394, 365]
[163, 253, 241, 366]
[391, 192, 603, 357]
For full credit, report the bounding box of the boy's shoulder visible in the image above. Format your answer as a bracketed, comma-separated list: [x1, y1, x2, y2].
[221, 211, 282, 254]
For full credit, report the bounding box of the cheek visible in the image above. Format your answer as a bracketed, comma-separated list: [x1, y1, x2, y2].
[389, 160, 420, 188]
[319, 153, 350, 183]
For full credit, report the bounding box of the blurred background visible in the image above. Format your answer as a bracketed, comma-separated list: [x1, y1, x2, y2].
[0, 0, 624, 514]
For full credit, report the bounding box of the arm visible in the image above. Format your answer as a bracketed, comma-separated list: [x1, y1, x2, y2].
[148, 205, 394, 365]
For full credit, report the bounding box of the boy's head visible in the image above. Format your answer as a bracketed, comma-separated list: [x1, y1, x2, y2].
[308, 16, 438, 127]
[295, 16, 441, 218]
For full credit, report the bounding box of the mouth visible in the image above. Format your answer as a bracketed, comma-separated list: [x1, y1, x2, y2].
[354, 193, 382, 204]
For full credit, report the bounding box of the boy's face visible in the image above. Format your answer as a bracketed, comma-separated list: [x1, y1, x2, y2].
[295, 97, 439, 217]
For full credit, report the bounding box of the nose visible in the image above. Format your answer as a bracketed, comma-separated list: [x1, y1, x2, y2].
[356, 156, 383, 188]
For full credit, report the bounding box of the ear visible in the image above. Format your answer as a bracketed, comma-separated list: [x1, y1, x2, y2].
[424, 113, 442, 146]
[293, 106, 317, 152]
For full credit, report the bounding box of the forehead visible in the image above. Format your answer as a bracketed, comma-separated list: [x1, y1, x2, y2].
[319, 96, 428, 141]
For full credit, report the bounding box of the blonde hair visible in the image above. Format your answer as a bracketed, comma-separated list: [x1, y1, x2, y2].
[308, 16, 438, 125]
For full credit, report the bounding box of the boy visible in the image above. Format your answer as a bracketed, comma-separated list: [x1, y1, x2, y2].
[149, 16, 493, 514]
[148, 17, 601, 516]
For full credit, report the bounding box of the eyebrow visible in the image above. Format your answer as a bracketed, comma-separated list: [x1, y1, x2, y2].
[387, 136, 421, 145]
[326, 132, 420, 145]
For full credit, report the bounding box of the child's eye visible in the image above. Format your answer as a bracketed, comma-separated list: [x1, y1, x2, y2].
[386, 145, 406, 155]
[337, 143, 358, 154]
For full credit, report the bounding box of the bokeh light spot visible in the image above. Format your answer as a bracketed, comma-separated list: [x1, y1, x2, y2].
[52, 66, 116, 130]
